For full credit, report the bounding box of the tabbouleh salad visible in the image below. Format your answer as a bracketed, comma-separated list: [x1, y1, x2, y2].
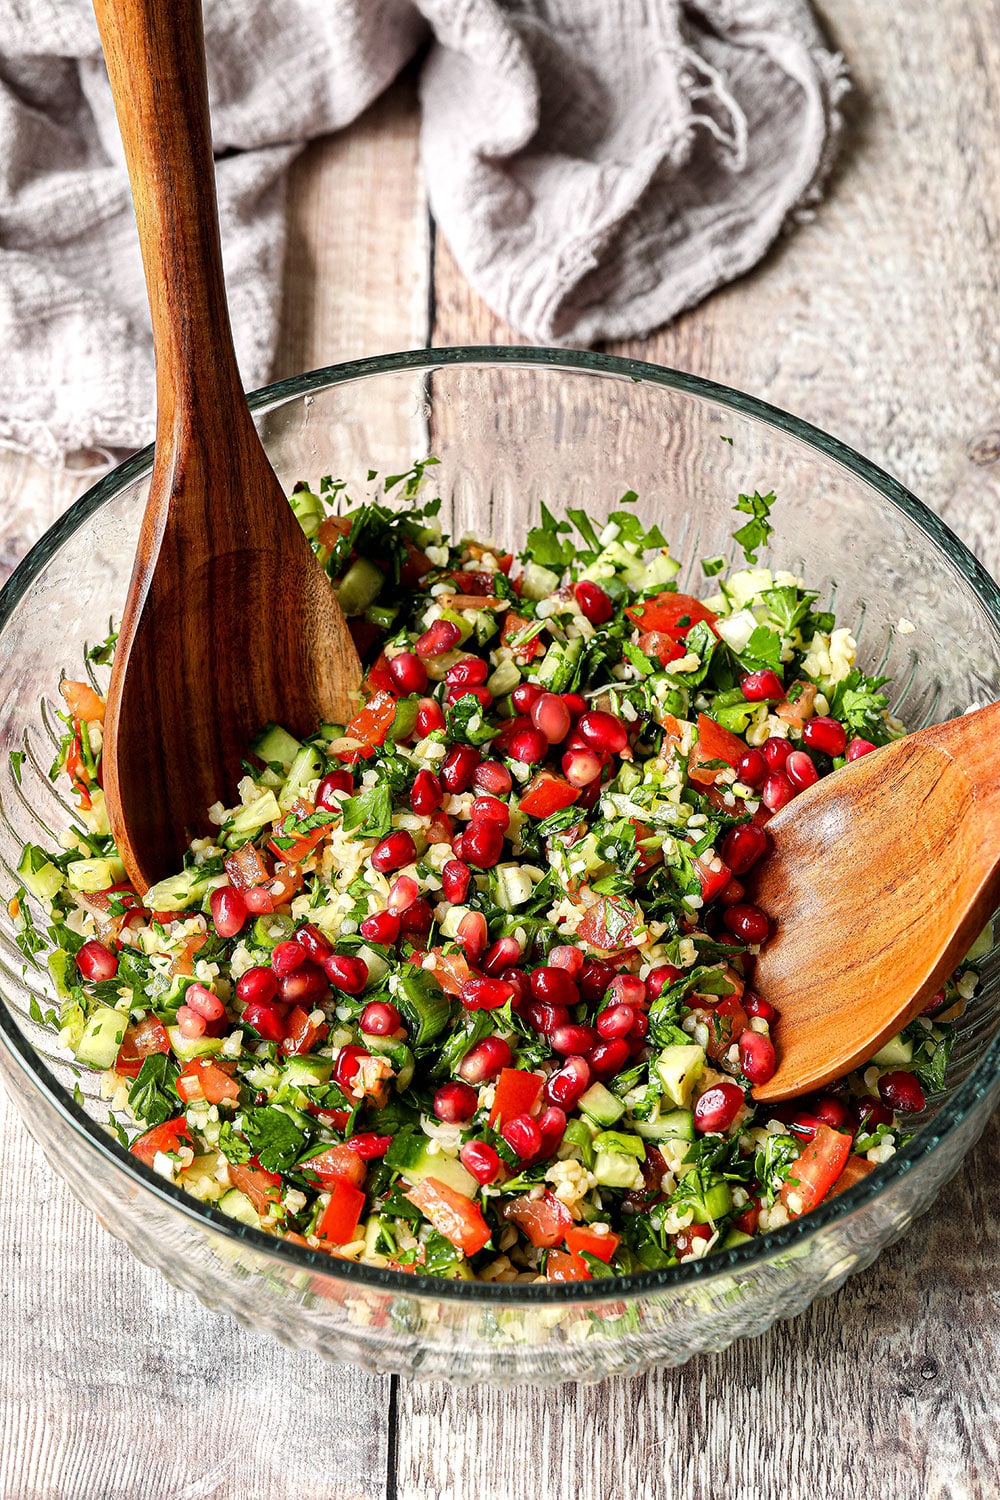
[11, 466, 983, 1284]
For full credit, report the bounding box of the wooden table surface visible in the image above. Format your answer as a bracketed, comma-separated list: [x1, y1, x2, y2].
[2, 4, 1000, 1496]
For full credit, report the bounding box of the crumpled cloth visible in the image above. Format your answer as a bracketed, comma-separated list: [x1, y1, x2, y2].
[0, 0, 848, 467]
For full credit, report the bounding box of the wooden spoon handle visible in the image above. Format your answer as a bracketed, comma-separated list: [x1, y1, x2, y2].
[93, 0, 248, 459]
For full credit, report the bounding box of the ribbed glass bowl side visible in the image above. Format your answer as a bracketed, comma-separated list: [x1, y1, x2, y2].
[1, 350, 999, 1384]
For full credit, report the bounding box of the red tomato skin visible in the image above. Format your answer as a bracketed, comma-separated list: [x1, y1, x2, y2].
[546, 1248, 591, 1282]
[316, 1178, 367, 1245]
[563, 1224, 620, 1263]
[130, 1117, 192, 1168]
[115, 1014, 170, 1078]
[518, 773, 580, 818]
[489, 1068, 545, 1128]
[576, 896, 639, 952]
[780, 1124, 853, 1216]
[304, 1144, 368, 1191]
[503, 1191, 572, 1248]
[406, 1176, 492, 1256]
[176, 1056, 240, 1105]
[825, 1154, 877, 1200]
[336, 689, 398, 762]
[625, 591, 718, 637]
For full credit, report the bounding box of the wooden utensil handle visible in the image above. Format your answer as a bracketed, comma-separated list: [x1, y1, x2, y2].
[93, 0, 247, 457]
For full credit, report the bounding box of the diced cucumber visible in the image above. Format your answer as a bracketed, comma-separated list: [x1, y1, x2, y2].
[17, 844, 65, 901]
[593, 1150, 643, 1190]
[219, 1188, 261, 1229]
[634, 1108, 695, 1143]
[634, 551, 681, 591]
[655, 1044, 706, 1109]
[388, 699, 419, 742]
[279, 744, 322, 806]
[519, 562, 561, 601]
[492, 863, 536, 910]
[365, 603, 399, 631]
[66, 855, 127, 893]
[281, 1054, 334, 1089]
[289, 485, 324, 539]
[387, 1134, 477, 1198]
[252, 912, 295, 949]
[689, 1179, 733, 1221]
[394, 968, 451, 1046]
[225, 790, 282, 846]
[872, 1035, 914, 1067]
[486, 658, 521, 698]
[166, 1025, 224, 1062]
[563, 1115, 597, 1168]
[474, 613, 499, 647]
[251, 723, 303, 771]
[47, 948, 74, 1000]
[534, 637, 582, 693]
[75, 1005, 126, 1070]
[579, 1081, 626, 1127]
[143, 866, 228, 913]
[966, 921, 994, 962]
[335, 557, 385, 616]
[593, 1130, 646, 1160]
[720, 1227, 753, 1249]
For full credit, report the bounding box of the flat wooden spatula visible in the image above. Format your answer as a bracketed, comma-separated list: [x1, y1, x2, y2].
[93, 0, 361, 893]
[748, 699, 1000, 1102]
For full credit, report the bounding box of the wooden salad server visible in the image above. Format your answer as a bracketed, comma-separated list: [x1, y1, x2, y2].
[93, 0, 361, 892]
[748, 699, 1000, 1101]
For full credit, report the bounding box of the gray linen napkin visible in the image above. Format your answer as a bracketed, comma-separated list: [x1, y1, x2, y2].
[0, 0, 847, 467]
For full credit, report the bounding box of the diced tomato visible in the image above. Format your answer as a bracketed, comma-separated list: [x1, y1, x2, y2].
[503, 1191, 572, 1248]
[406, 1176, 492, 1256]
[115, 1014, 170, 1077]
[489, 1067, 545, 1128]
[776, 681, 817, 730]
[443, 569, 497, 597]
[502, 611, 544, 664]
[576, 896, 640, 952]
[176, 1056, 240, 1106]
[169, 932, 208, 976]
[638, 630, 687, 666]
[780, 1123, 853, 1217]
[282, 1005, 328, 1056]
[826, 1154, 877, 1200]
[316, 1178, 367, 1245]
[625, 591, 719, 637]
[335, 688, 398, 763]
[65, 734, 92, 808]
[401, 538, 435, 588]
[364, 652, 395, 696]
[224, 843, 271, 891]
[130, 1117, 192, 1167]
[688, 713, 748, 785]
[86, 882, 140, 913]
[629, 819, 663, 878]
[425, 812, 454, 845]
[302, 1143, 368, 1191]
[229, 1160, 283, 1216]
[674, 1223, 713, 1258]
[317, 514, 352, 551]
[267, 798, 329, 865]
[411, 948, 472, 996]
[546, 1248, 591, 1282]
[60, 679, 105, 723]
[697, 992, 749, 1061]
[268, 862, 304, 907]
[733, 1202, 760, 1236]
[518, 772, 580, 819]
[694, 855, 731, 903]
[307, 1104, 352, 1132]
[563, 1223, 620, 1264]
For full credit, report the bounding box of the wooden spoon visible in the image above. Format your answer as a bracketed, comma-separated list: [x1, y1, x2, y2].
[747, 700, 1000, 1102]
[93, 0, 361, 893]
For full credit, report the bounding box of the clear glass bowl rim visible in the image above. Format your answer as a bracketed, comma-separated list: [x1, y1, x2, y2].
[2, 343, 999, 1307]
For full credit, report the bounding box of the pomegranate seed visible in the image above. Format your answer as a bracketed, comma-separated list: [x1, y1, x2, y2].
[847, 736, 877, 761]
[762, 771, 794, 812]
[530, 966, 580, 1007]
[738, 1029, 776, 1085]
[577, 778, 603, 811]
[464, 819, 506, 869]
[441, 743, 480, 793]
[527, 1001, 570, 1035]
[579, 960, 617, 1003]
[360, 1001, 402, 1036]
[186, 983, 225, 1022]
[578, 710, 628, 755]
[474, 760, 513, 795]
[445, 656, 489, 689]
[596, 1003, 635, 1039]
[272, 940, 307, 977]
[322, 953, 369, 994]
[721, 823, 768, 875]
[460, 1140, 501, 1184]
[921, 988, 947, 1016]
[551, 1023, 598, 1056]
[787, 1113, 824, 1139]
[693, 1081, 745, 1132]
[297, 923, 333, 962]
[609, 974, 646, 1008]
[410, 769, 443, 815]
[722, 903, 770, 944]
[549, 945, 584, 976]
[371, 830, 417, 873]
[316, 768, 354, 809]
[531, 692, 572, 744]
[176, 1005, 207, 1039]
[457, 910, 488, 963]
[359, 909, 401, 944]
[433, 1081, 478, 1123]
[441, 860, 471, 903]
[387, 874, 419, 914]
[278, 963, 328, 1005]
[573, 580, 614, 624]
[587, 1038, 631, 1079]
[481, 935, 521, 975]
[399, 899, 433, 940]
[645, 964, 681, 999]
[241, 998, 286, 1042]
[210, 885, 247, 939]
[628, 1010, 648, 1040]
[561, 747, 603, 787]
[720, 878, 745, 906]
[878, 1070, 926, 1113]
[458, 1036, 512, 1083]
[346, 1133, 393, 1159]
[416, 698, 446, 736]
[236, 966, 278, 1005]
[803, 715, 847, 757]
[741, 670, 784, 702]
[537, 1105, 567, 1155]
[240, 887, 272, 918]
[511, 682, 543, 713]
[855, 1096, 893, 1129]
[459, 976, 517, 1011]
[502, 1113, 543, 1159]
[447, 683, 493, 709]
[810, 1094, 851, 1130]
[415, 619, 461, 658]
[763, 736, 792, 771]
[785, 750, 819, 791]
[508, 727, 548, 764]
[545, 1055, 591, 1108]
[500, 967, 531, 1010]
[743, 991, 776, 1021]
[470, 795, 510, 828]
[562, 692, 587, 719]
[735, 748, 768, 789]
[76, 939, 118, 982]
[388, 650, 428, 695]
[335, 1044, 370, 1093]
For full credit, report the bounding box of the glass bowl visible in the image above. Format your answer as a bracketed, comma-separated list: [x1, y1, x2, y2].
[1, 348, 998, 1386]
